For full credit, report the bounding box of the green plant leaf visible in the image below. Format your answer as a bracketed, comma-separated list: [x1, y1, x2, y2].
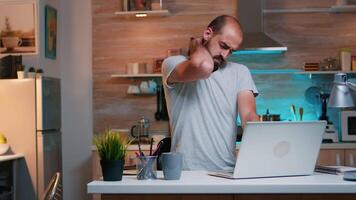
[93, 129, 132, 161]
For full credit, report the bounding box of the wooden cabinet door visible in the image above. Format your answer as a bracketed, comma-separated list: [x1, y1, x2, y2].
[125, 150, 150, 167]
[125, 150, 137, 167]
[92, 151, 101, 180]
[92, 151, 101, 200]
[344, 150, 356, 167]
[317, 149, 344, 166]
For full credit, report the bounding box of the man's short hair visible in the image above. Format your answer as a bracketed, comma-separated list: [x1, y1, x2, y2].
[207, 15, 241, 34]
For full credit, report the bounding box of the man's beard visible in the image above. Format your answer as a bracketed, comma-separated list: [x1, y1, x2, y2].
[213, 55, 226, 71]
[203, 39, 227, 72]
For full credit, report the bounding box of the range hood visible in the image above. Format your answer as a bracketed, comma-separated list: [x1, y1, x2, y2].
[233, 0, 287, 54]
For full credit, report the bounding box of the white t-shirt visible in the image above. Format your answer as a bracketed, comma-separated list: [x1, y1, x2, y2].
[162, 55, 258, 171]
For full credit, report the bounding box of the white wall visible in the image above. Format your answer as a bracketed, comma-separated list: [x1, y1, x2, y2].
[23, 0, 93, 199]
[60, 0, 93, 199]
[22, 0, 61, 78]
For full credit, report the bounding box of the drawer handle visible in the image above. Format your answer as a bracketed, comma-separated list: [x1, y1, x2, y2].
[349, 154, 355, 166]
[336, 153, 341, 166]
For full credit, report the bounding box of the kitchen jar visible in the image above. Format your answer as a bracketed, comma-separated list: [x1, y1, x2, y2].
[259, 109, 281, 121]
[136, 155, 157, 180]
[259, 114, 281, 121]
[340, 48, 352, 71]
[320, 57, 338, 71]
[130, 116, 150, 138]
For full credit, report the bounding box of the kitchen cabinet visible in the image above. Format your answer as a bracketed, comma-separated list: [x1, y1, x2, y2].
[92, 150, 146, 200]
[345, 150, 356, 167]
[0, 154, 24, 200]
[316, 146, 356, 166]
[316, 149, 344, 166]
[92, 151, 100, 181]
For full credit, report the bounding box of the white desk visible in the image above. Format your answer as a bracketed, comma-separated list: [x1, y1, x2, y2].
[88, 171, 356, 200]
[88, 171, 356, 194]
[0, 154, 24, 200]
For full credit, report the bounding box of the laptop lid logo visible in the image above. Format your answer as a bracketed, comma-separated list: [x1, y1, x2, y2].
[274, 141, 290, 158]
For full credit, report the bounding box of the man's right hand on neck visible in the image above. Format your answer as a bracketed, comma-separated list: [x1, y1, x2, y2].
[188, 37, 215, 77]
[166, 37, 215, 85]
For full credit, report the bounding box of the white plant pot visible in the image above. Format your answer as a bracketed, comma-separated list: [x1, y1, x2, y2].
[17, 71, 25, 79]
[36, 73, 43, 79]
[28, 72, 36, 79]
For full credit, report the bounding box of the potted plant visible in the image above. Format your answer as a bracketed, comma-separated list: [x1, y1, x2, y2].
[93, 129, 131, 181]
[28, 67, 36, 79]
[0, 17, 22, 50]
[16, 64, 25, 79]
[36, 68, 44, 78]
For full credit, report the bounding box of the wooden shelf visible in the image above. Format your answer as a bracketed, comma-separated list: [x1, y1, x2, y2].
[114, 10, 170, 17]
[127, 92, 156, 96]
[0, 154, 24, 162]
[111, 71, 356, 79]
[111, 73, 162, 78]
[251, 70, 356, 75]
[250, 69, 301, 75]
[264, 5, 356, 14]
[295, 71, 356, 75]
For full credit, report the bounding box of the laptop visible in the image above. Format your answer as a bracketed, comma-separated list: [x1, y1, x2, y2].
[208, 121, 327, 179]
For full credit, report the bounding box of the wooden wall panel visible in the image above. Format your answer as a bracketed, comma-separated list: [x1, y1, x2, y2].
[92, 0, 238, 134]
[263, 11, 356, 68]
[93, 0, 356, 134]
[265, 0, 335, 9]
[232, 0, 356, 69]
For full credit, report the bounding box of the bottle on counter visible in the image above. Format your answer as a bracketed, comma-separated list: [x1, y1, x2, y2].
[340, 48, 352, 71]
[352, 55, 356, 71]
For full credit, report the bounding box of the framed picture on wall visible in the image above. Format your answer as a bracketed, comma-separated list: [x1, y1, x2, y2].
[45, 5, 57, 60]
[0, 0, 38, 55]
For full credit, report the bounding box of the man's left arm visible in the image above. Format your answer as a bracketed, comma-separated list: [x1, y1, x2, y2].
[237, 90, 259, 128]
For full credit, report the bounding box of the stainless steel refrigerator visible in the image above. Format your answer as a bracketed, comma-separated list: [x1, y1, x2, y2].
[0, 77, 62, 200]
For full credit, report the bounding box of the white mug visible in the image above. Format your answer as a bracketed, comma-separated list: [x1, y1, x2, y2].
[127, 85, 140, 94]
[140, 81, 149, 93]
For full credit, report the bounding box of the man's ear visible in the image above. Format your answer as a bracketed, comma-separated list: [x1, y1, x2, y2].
[203, 27, 213, 41]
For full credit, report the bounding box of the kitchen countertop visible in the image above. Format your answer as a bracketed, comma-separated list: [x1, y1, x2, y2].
[87, 171, 356, 194]
[312, 143, 356, 149]
[92, 142, 356, 151]
[0, 154, 24, 162]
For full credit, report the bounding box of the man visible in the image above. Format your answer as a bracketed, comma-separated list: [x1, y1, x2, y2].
[162, 15, 259, 171]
